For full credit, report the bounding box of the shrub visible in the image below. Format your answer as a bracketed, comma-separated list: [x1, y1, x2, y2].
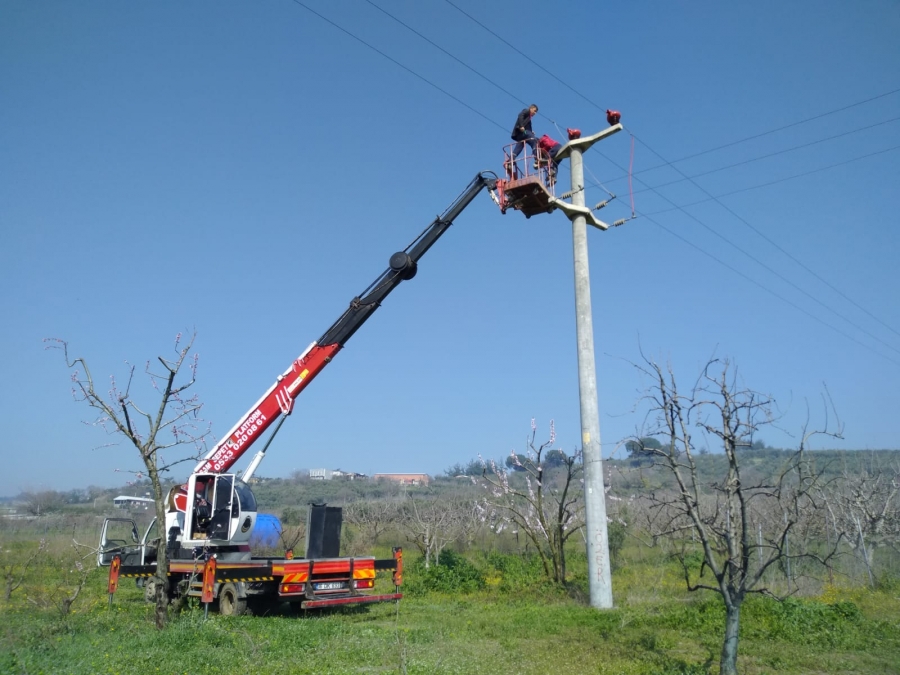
[744, 596, 867, 648]
[607, 521, 626, 566]
[403, 549, 485, 596]
[483, 551, 547, 592]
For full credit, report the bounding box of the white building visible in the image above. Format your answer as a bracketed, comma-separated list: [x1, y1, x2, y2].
[113, 495, 155, 509]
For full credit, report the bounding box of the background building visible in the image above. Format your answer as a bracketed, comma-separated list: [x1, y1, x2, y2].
[373, 473, 430, 486]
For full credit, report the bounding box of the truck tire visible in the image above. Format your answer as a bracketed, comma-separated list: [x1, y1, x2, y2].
[218, 582, 248, 617]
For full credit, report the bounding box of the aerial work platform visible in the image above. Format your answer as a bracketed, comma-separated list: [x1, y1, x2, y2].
[495, 123, 624, 230]
[499, 174, 555, 218]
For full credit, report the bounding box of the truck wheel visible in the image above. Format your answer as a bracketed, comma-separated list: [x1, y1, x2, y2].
[218, 582, 248, 617]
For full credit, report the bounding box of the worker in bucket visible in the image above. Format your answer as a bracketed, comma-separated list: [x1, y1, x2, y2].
[510, 104, 540, 166]
[537, 134, 562, 181]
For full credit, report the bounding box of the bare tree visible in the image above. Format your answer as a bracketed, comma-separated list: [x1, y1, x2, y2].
[820, 453, 900, 586]
[278, 525, 306, 558]
[26, 538, 97, 616]
[397, 494, 476, 568]
[478, 419, 584, 585]
[631, 356, 842, 675]
[48, 333, 209, 628]
[19, 490, 65, 517]
[1, 539, 47, 601]
[344, 500, 400, 548]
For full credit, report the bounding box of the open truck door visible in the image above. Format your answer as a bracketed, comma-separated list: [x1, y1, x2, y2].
[98, 517, 160, 567]
[97, 517, 140, 567]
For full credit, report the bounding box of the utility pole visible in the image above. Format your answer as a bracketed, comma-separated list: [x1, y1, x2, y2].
[552, 123, 622, 609]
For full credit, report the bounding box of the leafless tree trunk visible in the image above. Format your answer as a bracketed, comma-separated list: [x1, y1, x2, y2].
[344, 500, 400, 548]
[397, 495, 474, 568]
[478, 420, 584, 585]
[20, 490, 65, 517]
[819, 453, 899, 586]
[2, 539, 47, 601]
[630, 356, 842, 675]
[25, 538, 97, 616]
[48, 333, 209, 629]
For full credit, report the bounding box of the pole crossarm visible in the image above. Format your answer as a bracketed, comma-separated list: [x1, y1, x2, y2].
[549, 198, 611, 230]
[554, 123, 623, 162]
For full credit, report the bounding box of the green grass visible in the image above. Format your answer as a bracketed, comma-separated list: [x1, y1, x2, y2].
[1, 538, 898, 674]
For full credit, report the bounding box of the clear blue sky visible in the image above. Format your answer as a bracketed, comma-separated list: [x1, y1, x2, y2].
[2, 1, 898, 497]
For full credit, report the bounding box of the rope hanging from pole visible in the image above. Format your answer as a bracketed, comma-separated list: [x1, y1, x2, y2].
[629, 133, 636, 218]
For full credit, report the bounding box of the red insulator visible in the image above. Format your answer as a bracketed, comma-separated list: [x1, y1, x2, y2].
[606, 109, 621, 125]
[567, 127, 581, 140]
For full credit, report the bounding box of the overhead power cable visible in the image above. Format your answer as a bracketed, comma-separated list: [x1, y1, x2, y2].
[640, 144, 900, 217]
[442, 0, 608, 115]
[638, 211, 900, 368]
[630, 115, 900, 195]
[570, 128, 900, 355]
[362, 0, 528, 110]
[641, 87, 900, 171]
[288, 0, 900, 359]
[442, 2, 900, 344]
[627, 127, 900, 344]
[289, 0, 506, 132]
[638, 180, 900, 358]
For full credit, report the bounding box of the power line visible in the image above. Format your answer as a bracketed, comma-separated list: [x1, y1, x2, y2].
[638, 184, 900, 358]
[442, 0, 609, 115]
[632, 115, 900, 195]
[289, 0, 506, 132]
[639, 143, 900, 216]
[440, 3, 900, 344]
[448, 4, 900, 353]
[571, 131, 900, 357]
[643, 87, 900, 170]
[362, 0, 527, 110]
[288, 0, 900, 360]
[638, 211, 900, 368]
[626, 125, 900, 344]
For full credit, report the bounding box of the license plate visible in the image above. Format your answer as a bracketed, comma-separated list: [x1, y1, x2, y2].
[315, 582, 344, 590]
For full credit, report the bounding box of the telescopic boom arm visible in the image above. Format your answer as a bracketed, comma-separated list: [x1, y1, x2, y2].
[194, 172, 498, 476]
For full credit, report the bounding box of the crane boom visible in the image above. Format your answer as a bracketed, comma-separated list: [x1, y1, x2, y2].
[194, 172, 497, 476]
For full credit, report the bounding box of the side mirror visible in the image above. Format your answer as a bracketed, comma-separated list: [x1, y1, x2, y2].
[131, 524, 139, 543]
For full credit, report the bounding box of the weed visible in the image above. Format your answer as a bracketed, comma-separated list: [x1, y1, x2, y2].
[403, 549, 485, 596]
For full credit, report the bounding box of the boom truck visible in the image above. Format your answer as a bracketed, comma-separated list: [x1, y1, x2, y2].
[99, 172, 500, 615]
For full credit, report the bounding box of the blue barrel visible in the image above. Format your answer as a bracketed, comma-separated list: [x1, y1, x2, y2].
[250, 513, 282, 548]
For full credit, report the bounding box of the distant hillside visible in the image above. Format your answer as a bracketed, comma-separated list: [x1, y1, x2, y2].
[7, 448, 897, 513]
[606, 448, 900, 494]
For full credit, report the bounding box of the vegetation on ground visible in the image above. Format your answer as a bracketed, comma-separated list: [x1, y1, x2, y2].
[1, 514, 898, 675]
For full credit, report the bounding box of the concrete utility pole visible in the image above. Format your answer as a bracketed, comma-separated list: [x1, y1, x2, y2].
[552, 124, 622, 609]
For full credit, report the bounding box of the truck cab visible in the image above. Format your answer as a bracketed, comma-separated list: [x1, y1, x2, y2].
[166, 473, 257, 558]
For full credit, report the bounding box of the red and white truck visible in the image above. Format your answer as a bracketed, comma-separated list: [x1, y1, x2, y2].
[99, 173, 498, 615]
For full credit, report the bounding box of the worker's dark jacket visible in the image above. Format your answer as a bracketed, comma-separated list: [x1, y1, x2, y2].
[511, 108, 534, 140]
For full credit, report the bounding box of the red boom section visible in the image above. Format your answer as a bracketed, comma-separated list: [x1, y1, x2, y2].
[194, 342, 342, 475]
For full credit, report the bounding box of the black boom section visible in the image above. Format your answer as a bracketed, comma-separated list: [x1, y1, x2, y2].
[318, 173, 496, 348]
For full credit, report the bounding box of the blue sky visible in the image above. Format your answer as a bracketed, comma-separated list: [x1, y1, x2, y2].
[1, 1, 898, 496]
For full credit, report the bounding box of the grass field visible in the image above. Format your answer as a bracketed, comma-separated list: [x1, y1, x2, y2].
[2, 541, 898, 675]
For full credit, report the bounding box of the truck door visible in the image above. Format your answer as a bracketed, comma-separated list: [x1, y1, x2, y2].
[208, 475, 236, 540]
[97, 518, 140, 567]
[184, 473, 238, 542]
[140, 518, 160, 566]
